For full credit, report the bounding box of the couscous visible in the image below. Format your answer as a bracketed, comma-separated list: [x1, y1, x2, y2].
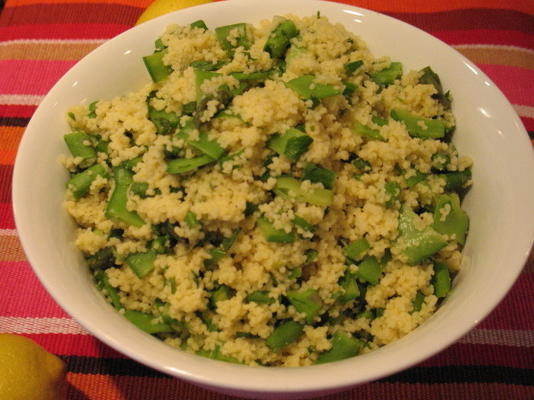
[62, 14, 472, 367]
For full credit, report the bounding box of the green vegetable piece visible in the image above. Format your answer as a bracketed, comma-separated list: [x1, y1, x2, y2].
[384, 181, 401, 208]
[351, 157, 372, 178]
[396, 205, 448, 265]
[267, 128, 313, 162]
[342, 81, 358, 98]
[244, 201, 258, 217]
[372, 115, 388, 126]
[189, 131, 225, 160]
[419, 66, 451, 109]
[338, 272, 360, 303]
[154, 38, 165, 51]
[124, 310, 173, 334]
[95, 139, 109, 154]
[357, 256, 382, 285]
[266, 320, 304, 351]
[432, 262, 451, 298]
[412, 290, 425, 312]
[431, 152, 450, 171]
[67, 111, 76, 121]
[197, 345, 241, 363]
[215, 23, 251, 53]
[405, 170, 428, 188]
[352, 121, 386, 141]
[185, 211, 200, 228]
[371, 62, 402, 86]
[87, 101, 97, 118]
[344, 60, 363, 75]
[315, 331, 363, 364]
[305, 249, 318, 263]
[67, 164, 107, 199]
[257, 217, 295, 243]
[86, 247, 116, 270]
[190, 60, 227, 71]
[391, 108, 445, 139]
[441, 169, 472, 192]
[121, 156, 142, 171]
[64, 131, 97, 168]
[105, 168, 145, 227]
[210, 285, 233, 307]
[130, 181, 149, 198]
[125, 251, 156, 279]
[231, 70, 272, 81]
[285, 75, 341, 99]
[204, 248, 226, 270]
[303, 163, 336, 189]
[245, 290, 275, 305]
[264, 19, 299, 59]
[343, 238, 370, 262]
[148, 107, 180, 135]
[274, 176, 333, 207]
[143, 51, 172, 83]
[221, 229, 240, 252]
[194, 69, 221, 101]
[190, 19, 208, 30]
[166, 155, 213, 174]
[433, 193, 469, 245]
[182, 101, 197, 115]
[287, 289, 322, 323]
[288, 267, 302, 280]
[293, 215, 315, 232]
[95, 270, 122, 310]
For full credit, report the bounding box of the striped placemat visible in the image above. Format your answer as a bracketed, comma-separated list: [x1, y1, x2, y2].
[1, 0, 533, 399]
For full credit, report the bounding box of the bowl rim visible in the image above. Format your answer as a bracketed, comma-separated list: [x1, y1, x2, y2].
[12, 0, 534, 396]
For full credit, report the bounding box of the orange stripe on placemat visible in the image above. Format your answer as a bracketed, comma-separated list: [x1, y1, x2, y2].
[0, 125, 24, 165]
[66, 373, 126, 400]
[0, 41, 103, 61]
[0, 235, 26, 261]
[455, 46, 534, 70]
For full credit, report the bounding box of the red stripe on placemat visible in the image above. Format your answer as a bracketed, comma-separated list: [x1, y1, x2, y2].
[0, 104, 37, 119]
[479, 273, 534, 330]
[0, 60, 77, 95]
[0, 24, 129, 40]
[23, 333, 126, 358]
[0, 3, 141, 27]
[521, 117, 534, 132]
[0, 261, 68, 318]
[0, 203, 15, 229]
[433, 30, 533, 48]
[478, 65, 534, 107]
[387, 9, 533, 35]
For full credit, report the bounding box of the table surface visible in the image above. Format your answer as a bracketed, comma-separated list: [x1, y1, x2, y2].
[1, 0, 533, 399]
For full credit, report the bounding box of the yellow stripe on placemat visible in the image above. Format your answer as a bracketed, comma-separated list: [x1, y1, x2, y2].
[0, 40, 104, 61]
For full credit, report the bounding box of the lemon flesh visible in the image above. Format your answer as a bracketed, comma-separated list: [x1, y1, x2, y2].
[0, 334, 66, 400]
[136, 0, 214, 25]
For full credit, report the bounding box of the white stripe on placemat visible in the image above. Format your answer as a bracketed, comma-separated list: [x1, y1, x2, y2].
[0, 229, 18, 236]
[0, 94, 44, 106]
[514, 104, 534, 119]
[0, 317, 89, 335]
[459, 328, 534, 347]
[453, 44, 534, 54]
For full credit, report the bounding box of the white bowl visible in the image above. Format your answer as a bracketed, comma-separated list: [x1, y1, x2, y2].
[12, 0, 534, 398]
